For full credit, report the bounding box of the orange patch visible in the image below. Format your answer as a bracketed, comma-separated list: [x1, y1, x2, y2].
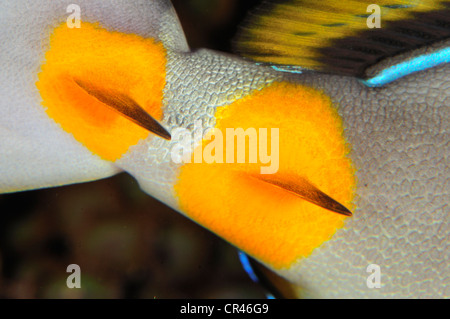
[175, 82, 355, 269]
[37, 22, 167, 161]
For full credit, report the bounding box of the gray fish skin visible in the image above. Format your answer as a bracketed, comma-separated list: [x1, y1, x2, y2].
[0, 0, 448, 299]
[279, 55, 449, 298]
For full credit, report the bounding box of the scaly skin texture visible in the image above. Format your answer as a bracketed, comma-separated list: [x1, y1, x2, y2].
[117, 49, 280, 209]
[0, 0, 448, 298]
[153, 47, 448, 298]
[282, 60, 449, 298]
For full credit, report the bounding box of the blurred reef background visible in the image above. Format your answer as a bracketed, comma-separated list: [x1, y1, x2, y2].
[0, 0, 269, 298]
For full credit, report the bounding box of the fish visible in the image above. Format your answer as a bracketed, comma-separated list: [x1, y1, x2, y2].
[0, 0, 448, 298]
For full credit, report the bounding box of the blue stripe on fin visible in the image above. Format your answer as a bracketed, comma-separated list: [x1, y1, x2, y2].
[238, 251, 259, 283]
[237, 251, 281, 299]
[271, 65, 304, 74]
[254, 63, 304, 74]
[362, 47, 450, 87]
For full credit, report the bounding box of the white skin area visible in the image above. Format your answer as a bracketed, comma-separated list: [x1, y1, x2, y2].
[0, 0, 448, 298]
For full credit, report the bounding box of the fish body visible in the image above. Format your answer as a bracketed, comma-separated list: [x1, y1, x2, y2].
[284, 61, 449, 298]
[0, 0, 448, 298]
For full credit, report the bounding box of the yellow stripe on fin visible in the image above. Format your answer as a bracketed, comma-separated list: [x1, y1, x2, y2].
[234, 0, 450, 76]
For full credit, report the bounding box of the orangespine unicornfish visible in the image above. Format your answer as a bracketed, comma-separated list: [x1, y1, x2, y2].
[0, 0, 448, 298]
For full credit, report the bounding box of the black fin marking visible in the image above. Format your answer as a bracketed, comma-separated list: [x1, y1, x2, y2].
[75, 79, 171, 140]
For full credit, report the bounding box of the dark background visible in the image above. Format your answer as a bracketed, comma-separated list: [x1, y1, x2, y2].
[0, 0, 270, 298]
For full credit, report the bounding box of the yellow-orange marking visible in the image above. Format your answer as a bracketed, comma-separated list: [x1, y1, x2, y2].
[175, 82, 356, 269]
[37, 22, 167, 161]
